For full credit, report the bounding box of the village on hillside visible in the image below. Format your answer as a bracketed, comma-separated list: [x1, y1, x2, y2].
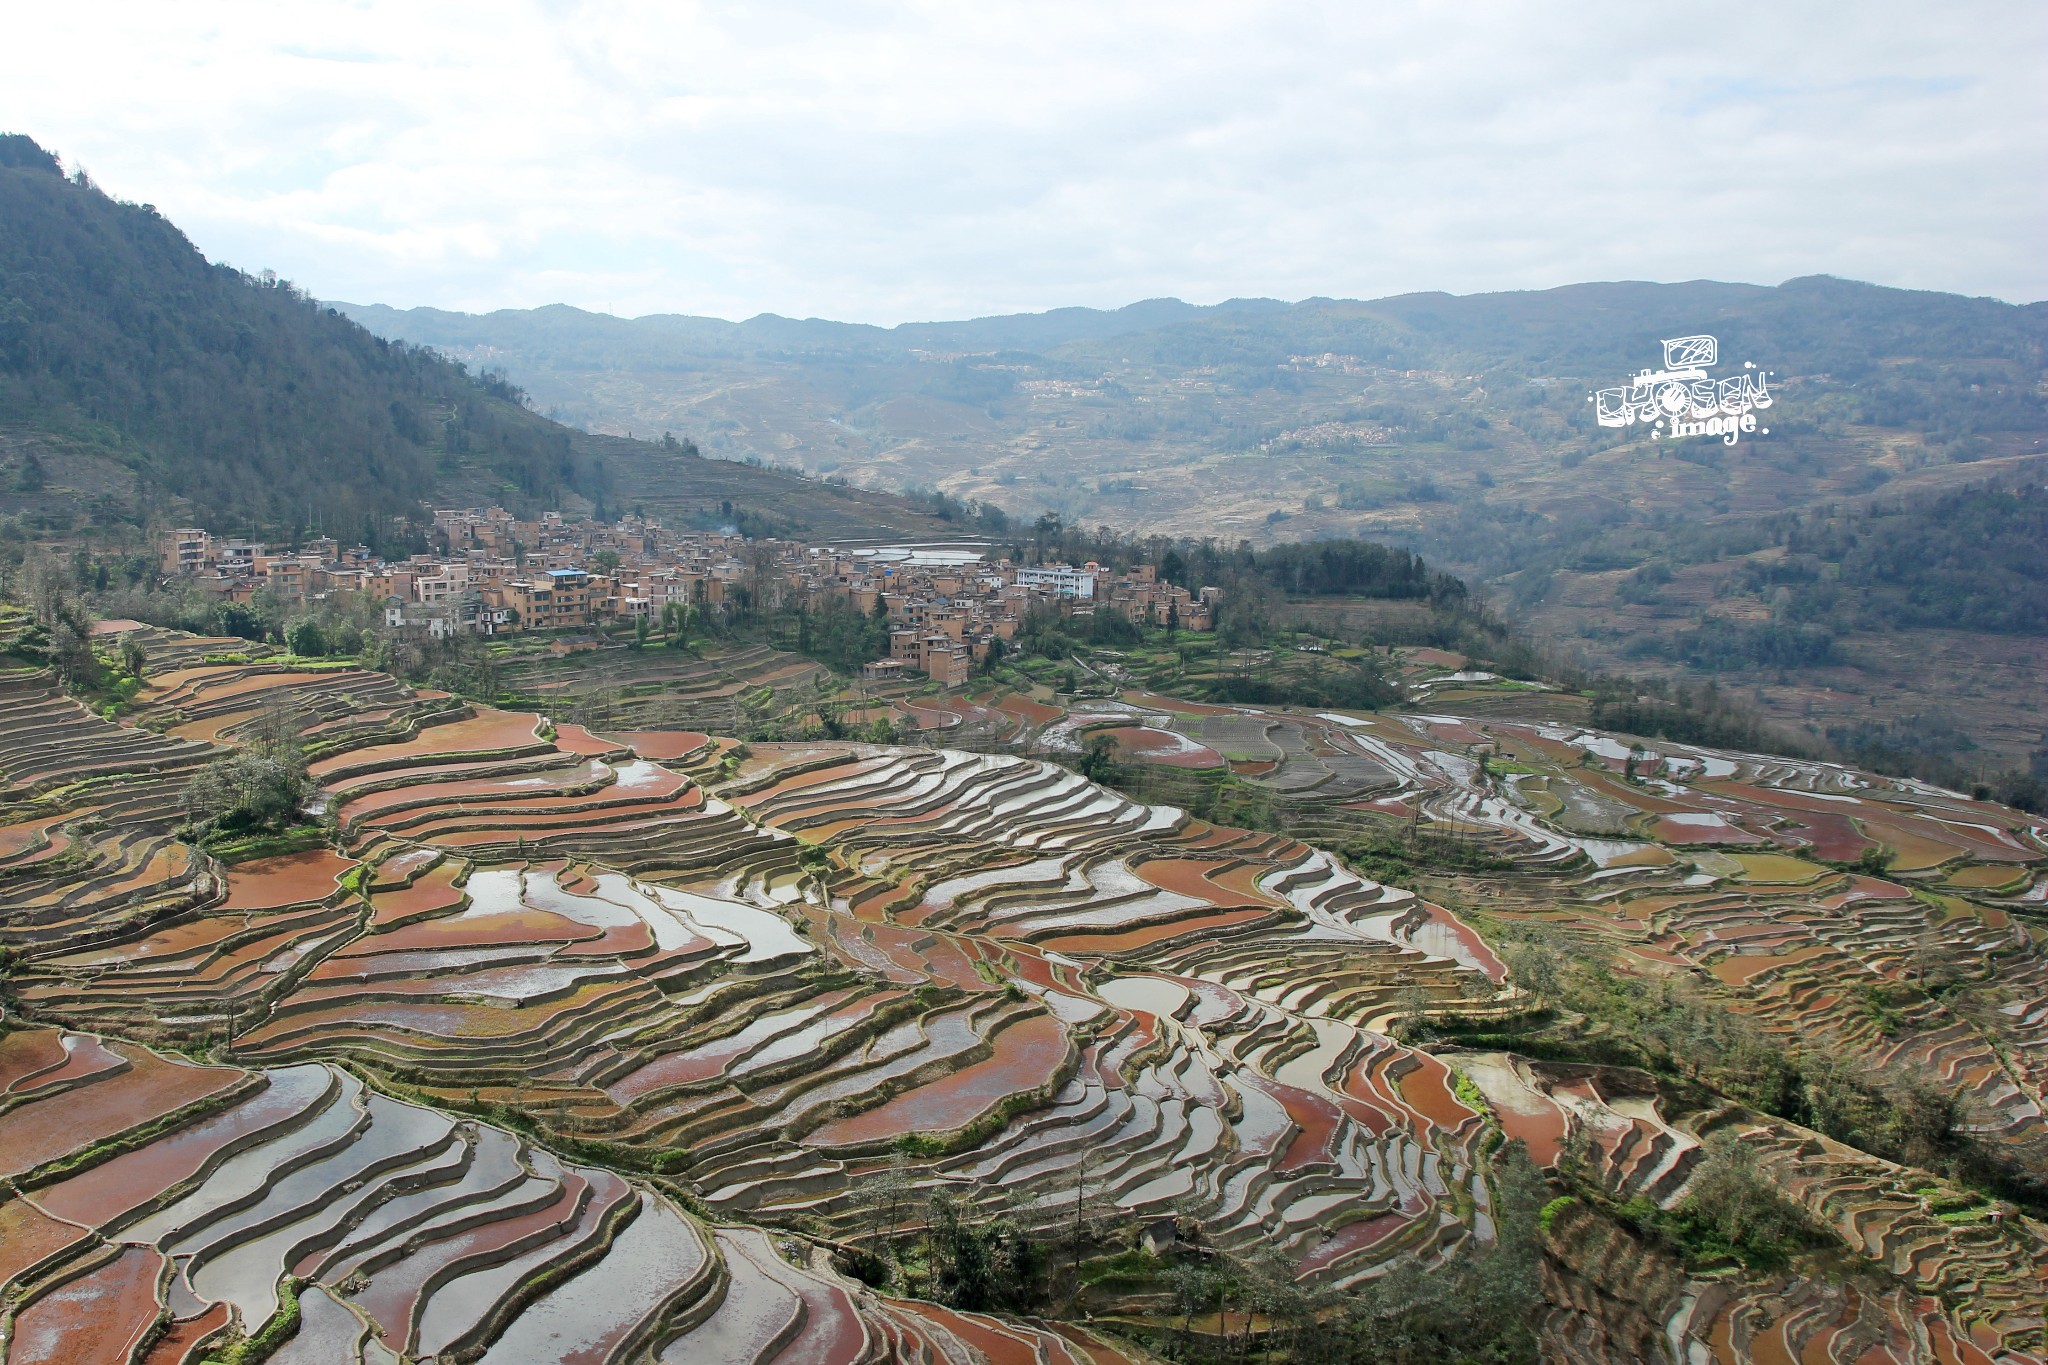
[157, 507, 1217, 687]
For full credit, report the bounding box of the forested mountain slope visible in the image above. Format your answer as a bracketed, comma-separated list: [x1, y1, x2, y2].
[0, 134, 954, 549]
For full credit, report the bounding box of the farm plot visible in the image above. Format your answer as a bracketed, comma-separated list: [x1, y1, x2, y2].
[4, 627, 2045, 1362]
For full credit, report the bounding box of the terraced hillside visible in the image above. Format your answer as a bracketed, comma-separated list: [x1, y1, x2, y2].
[1, 626, 2044, 1363]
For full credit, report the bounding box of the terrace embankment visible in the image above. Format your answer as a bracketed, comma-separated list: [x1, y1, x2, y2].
[1, 638, 2044, 1360]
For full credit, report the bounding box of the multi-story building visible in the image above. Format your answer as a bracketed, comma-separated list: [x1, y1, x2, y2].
[154, 511, 1213, 655]
[1016, 564, 1098, 599]
[158, 528, 212, 575]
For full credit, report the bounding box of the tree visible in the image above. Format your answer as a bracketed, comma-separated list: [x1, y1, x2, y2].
[118, 634, 148, 679]
[213, 601, 263, 641]
[1076, 734, 1123, 786]
[285, 618, 327, 657]
[181, 752, 309, 833]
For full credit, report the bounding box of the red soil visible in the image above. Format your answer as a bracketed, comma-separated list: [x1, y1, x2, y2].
[893, 1303, 1047, 1364]
[1348, 797, 1416, 817]
[807, 1014, 1067, 1148]
[1294, 1210, 1414, 1277]
[170, 712, 259, 742]
[6, 1034, 123, 1099]
[37, 1070, 333, 1226]
[8, 1245, 165, 1365]
[1571, 767, 1691, 815]
[1120, 690, 1239, 717]
[729, 758, 871, 808]
[366, 863, 468, 929]
[1774, 809, 1873, 862]
[1133, 858, 1257, 904]
[0, 1028, 68, 1092]
[0, 811, 79, 863]
[1389, 1051, 1481, 1131]
[141, 1302, 232, 1365]
[243, 979, 653, 1048]
[604, 731, 711, 760]
[1271, 1080, 1345, 1171]
[1710, 944, 1832, 987]
[308, 710, 542, 777]
[423, 791, 707, 846]
[1038, 907, 1271, 955]
[359, 771, 697, 837]
[1816, 875, 1912, 909]
[994, 694, 1063, 725]
[0, 1197, 90, 1290]
[344, 908, 598, 961]
[1652, 815, 1768, 846]
[919, 935, 998, 992]
[1423, 719, 1489, 747]
[1475, 1081, 1567, 1167]
[218, 849, 356, 911]
[35, 917, 231, 977]
[552, 722, 631, 756]
[338, 761, 606, 817]
[766, 1253, 869, 1365]
[1044, 1323, 1153, 1365]
[0, 1047, 240, 1177]
[1903, 814, 2041, 863]
[554, 917, 657, 959]
[605, 991, 857, 1101]
[899, 701, 961, 730]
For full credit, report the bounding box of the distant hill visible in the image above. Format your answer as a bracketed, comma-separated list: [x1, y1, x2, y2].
[0, 134, 952, 550]
[341, 279, 2048, 767]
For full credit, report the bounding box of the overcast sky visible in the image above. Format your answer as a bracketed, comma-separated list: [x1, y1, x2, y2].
[5, 3, 2043, 323]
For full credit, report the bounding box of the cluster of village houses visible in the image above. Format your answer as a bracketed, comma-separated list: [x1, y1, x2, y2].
[158, 507, 1215, 687]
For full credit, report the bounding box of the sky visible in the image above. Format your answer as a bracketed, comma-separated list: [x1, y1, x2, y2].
[4, 2, 2044, 324]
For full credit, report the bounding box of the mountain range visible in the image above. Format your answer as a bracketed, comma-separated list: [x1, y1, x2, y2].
[341, 281, 2048, 772]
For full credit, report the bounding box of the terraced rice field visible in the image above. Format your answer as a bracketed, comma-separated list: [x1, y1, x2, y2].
[0, 638, 2043, 1361]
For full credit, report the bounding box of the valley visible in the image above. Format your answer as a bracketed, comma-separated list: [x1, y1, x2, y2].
[2, 123, 2045, 1365]
[341, 288, 2048, 770]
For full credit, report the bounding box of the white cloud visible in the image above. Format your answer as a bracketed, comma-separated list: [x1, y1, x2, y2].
[4, 1, 2043, 321]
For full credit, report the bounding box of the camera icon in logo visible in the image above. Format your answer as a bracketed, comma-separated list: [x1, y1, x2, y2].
[1661, 335, 1718, 371]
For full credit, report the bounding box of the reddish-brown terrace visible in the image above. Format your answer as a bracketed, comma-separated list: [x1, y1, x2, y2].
[602, 730, 711, 760]
[0, 1027, 69, 1090]
[35, 1068, 332, 1226]
[218, 849, 356, 911]
[1038, 907, 1273, 955]
[992, 694, 1063, 726]
[0, 1197, 89, 1291]
[7, 1244, 165, 1365]
[807, 1013, 1068, 1148]
[308, 710, 544, 777]
[0, 1045, 240, 1178]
